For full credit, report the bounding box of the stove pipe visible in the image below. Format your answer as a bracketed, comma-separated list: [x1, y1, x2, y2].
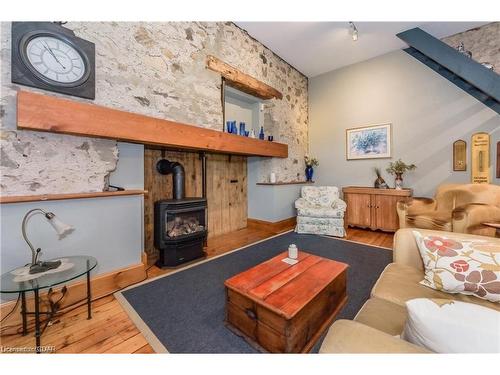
[171, 162, 185, 200]
[156, 159, 185, 200]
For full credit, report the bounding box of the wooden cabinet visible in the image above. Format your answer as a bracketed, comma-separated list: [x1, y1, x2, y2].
[342, 187, 412, 232]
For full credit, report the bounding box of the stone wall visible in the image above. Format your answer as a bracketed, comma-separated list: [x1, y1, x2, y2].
[0, 22, 308, 196]
[442, 22, 499, 71]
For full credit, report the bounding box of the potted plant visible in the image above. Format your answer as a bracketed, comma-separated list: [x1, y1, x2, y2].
[304, 156, 319, 182]
[386, 159, 416, 189]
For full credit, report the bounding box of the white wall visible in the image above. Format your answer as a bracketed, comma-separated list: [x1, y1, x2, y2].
[309, 50, 500, 197]
[224, 86, 261, 134]
[0, 195, 143, 301]
[109, 142, 144, 190]
[225, 89, 301, 222]
[0, 141, 145, 298]
[0, 196, 143, 274]
[247, 157, 301, 222]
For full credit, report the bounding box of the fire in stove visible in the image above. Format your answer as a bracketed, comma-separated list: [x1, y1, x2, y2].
[167, 216, 205, 237]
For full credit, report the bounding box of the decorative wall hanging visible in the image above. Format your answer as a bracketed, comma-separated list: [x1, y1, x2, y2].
[346, 123, 392, 160]
[471, 132, 490, 184]
[11, 22, 95, 99]
[453, 140, 467, 171]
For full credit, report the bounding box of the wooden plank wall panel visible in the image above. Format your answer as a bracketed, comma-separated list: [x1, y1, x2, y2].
[229, 156, 247, 230]
[144, 149, 247, 258]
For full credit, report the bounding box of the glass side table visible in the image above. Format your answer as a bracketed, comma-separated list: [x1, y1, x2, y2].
[0, 256, 97, 353]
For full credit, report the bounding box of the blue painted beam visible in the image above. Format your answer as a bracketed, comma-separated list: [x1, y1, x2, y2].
[404, 47, 500, 114]
[397, 27, 500, 103]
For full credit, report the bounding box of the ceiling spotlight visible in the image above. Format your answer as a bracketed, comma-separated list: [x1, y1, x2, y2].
[349, 22, 358, 41]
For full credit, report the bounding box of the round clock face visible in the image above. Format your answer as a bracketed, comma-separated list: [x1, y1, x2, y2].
[22, 35, 89, 87]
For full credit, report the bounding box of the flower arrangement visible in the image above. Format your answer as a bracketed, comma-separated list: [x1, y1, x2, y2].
[386, 159, 416, 176]
[304, 156, 319, 167]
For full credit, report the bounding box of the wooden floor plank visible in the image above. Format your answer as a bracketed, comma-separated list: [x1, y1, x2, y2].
[103, 333, 148, 354]
[1, 225, 392, 353]
[133, 344, 155, 354]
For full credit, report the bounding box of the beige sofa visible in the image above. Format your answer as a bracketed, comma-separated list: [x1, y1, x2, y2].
[397, 184, 500, 237]
[319, 228, 500, 353]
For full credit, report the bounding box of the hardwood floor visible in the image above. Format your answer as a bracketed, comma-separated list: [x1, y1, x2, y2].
[345, 227, 394, 249]
[0, 225, 393, 354]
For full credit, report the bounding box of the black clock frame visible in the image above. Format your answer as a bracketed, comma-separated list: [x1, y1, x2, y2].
[11, 22, 95, 100]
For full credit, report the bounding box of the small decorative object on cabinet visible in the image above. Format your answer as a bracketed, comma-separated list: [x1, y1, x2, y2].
[304, 156, 319, 182]
[11, 22, 95, 99]
[471, 132, 490, 184]
[346, 123, 392, 160]
[343, 186, 412, 232]
[386, 159, 416, 190]
[249, 129, 256, 138]
[453, 140, 467, 171]
[239, 122, 246, 135]
[373, 167, 387, 188]
[268, 135, 274, 141]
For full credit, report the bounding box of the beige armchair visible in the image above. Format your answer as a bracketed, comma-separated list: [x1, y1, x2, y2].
[397, 184, 500, 237]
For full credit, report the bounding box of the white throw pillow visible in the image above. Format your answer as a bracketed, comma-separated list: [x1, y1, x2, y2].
[402, 298, 500, 353]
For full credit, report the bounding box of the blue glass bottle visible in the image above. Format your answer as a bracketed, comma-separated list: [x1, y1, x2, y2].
[259, 126, 265, 140]
[239, 122, 246, 136]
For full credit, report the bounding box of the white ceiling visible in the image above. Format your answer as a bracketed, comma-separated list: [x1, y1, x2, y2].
[235, 22, 487, 77]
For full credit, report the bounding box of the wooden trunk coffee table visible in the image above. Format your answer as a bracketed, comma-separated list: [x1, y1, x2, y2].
[224, 251, 348, 353]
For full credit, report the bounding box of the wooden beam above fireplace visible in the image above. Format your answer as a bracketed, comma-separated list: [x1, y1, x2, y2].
[16, 91, 288, 158]
[206, 55, 283, 100]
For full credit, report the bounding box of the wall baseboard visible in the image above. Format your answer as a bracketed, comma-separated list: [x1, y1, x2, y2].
[0, 256, 147, 327]
[247, 217, 296, 233]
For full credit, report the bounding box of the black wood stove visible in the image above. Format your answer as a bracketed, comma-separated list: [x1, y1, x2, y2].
[154, 158, 207, 267]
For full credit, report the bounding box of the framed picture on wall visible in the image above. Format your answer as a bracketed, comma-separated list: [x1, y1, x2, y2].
[346, 123, 392, 160]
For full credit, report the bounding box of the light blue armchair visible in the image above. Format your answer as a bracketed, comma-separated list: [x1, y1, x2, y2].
[295, 186, 347, 237]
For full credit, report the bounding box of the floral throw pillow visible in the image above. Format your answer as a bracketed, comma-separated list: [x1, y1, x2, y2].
[413, 231, 500, 303]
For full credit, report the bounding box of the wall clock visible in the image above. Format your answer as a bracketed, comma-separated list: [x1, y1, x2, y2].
[11, 22, 95, 99]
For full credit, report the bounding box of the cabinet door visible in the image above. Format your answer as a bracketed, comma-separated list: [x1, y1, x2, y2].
[374, 195, 400, 231]
[345, 193, 371, 227]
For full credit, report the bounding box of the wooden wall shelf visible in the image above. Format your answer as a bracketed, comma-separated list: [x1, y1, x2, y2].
[256, 181, 314, 186]
[0, 190, 148, 204]
[17, 91, 288, 158]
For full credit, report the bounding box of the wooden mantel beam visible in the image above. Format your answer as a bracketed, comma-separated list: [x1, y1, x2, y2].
[16, 91, 288, 158]
[206, 55, 283, 100]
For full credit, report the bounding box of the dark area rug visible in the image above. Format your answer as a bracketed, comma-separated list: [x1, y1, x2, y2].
[119, 232, 392, 353]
